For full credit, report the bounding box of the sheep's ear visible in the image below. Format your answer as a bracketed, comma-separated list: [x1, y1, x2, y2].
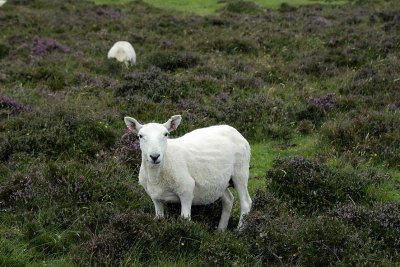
[124, 116, 142, 134]
[163, 115, 182, 132]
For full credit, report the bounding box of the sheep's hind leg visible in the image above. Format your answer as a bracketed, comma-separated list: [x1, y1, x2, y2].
[232, 165, 252, 230]
[218, 188, 234, 231]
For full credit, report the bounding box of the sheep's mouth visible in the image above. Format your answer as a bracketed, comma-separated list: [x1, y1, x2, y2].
[148, 160, 161, 165]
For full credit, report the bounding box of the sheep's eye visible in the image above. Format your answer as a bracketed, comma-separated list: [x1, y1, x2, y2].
[164, 132, 169, 137]
[138, 134, 143, 139]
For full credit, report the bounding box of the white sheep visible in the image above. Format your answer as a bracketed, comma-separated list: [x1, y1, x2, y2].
[124, 115, 252, 230]
[107, 41, 136, 66]
[0, 1, 6, 7]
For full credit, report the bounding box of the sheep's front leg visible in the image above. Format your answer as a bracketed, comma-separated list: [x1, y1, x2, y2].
[152, 198, 165, 218]
[179, 193, 193, 219]
[178, 178, 195, 219]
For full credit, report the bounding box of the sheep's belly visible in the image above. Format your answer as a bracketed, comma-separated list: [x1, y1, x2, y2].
[192, 182, 228, 205]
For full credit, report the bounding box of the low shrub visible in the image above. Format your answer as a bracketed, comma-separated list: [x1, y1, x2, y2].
[243, 211, 302, 265]
[114, 131, 141, 172]
[340, 66, 400, 96]
[233, 75, 263, 89]
[296, 93, 337, 126]
[199, 232, 257, 266]
[31, 37, 70, 56]
[331, 202, 400, 257]
[0, 95, 30, 116]
[299, 217, 367, 266]
[321, 110, 400, 166]
[117, 66, 190, 102]
[268, 156, 387, 213]
[223, 0, 261, 14]
[0, 43, 9, 60]
[0, 108, 117, 161]
[83, 210, 209, 266]
[222, 93, 291, 140]
[146, 51, 200, 71]
[200, 37, 258, 55]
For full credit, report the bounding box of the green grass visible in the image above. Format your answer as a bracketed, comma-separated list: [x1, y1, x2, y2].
[93, 0, 348, 15]
[143, 0, 225, 16]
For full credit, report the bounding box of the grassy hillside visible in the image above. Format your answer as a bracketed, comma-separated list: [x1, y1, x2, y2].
[1, 0, 399, 265]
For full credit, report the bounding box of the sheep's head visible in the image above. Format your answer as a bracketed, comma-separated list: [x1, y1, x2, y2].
[124, 115, 181, 166]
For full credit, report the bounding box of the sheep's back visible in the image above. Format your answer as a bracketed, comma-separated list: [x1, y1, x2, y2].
[167, 125, 249, 204]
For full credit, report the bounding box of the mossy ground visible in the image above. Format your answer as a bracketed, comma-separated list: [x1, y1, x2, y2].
[1, 0, 400, 265]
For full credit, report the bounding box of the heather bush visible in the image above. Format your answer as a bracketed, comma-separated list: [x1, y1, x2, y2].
[0, 43, 9, 59]
[223, 0, 261, 14]
[199, 232, 258, 266]
[299, 217, 367, 266]
[331, 202, 400, 257]
[0, 108, 117, 161]
[268, 156, 386, 213]
[200, 37, 258, 55]
[146, 51, 200, 71]
[31, 37, 70, 56]
[114, 131, 141, 172]
[116, 66, 190, 102]
[0, 95, 30, 116]
[223, 93, 291, 140]
[321, 110, 400, 166]
[340, 66, 400, 96]
[296, 93, 337, 126]
[83, 210, 210, 266]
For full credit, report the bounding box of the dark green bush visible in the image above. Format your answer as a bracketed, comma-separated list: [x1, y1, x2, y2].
[268, 156, 386, 213]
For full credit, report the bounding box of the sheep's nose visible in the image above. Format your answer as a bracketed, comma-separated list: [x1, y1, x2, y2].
[150, 154, 160, 163]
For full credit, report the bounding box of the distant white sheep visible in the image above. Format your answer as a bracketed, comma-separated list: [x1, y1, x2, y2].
[107, 41, 136, 66]
[0, 1, 6, 7]
[124, 115, 252, 230]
